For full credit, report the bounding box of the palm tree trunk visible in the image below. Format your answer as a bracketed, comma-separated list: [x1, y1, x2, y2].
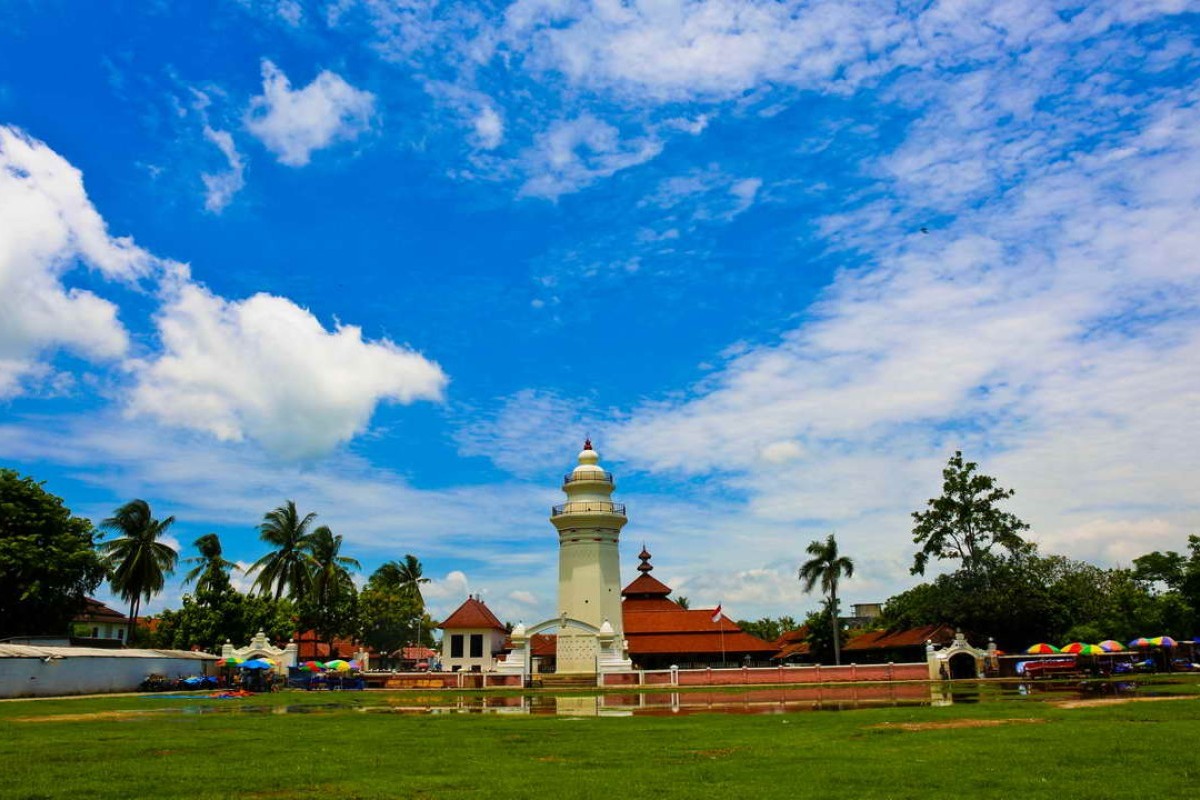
[127, 596, 140, 645]
[830, 585, 841, 666]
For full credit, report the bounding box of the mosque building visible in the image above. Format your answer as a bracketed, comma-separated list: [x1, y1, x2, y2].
[440, 441, 774, 674]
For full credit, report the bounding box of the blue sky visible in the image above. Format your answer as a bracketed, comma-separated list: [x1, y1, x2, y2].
[1, 0, 1198, 628]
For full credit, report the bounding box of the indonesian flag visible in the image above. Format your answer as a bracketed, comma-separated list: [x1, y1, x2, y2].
[711, 605, 722, 623]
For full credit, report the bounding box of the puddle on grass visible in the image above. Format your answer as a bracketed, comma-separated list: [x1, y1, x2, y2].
[113, 678, 1193, 719]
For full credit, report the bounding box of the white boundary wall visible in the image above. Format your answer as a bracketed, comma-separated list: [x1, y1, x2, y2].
[0, 644, 218, 698]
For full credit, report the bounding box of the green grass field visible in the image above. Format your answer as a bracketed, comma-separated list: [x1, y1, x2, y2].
[3, 681, 1197, 799]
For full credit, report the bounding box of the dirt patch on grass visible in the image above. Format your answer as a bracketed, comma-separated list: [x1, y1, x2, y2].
[1054, 695, 1195, 710]
[868, 718, 1047, 731]
[692, 748, 740, 758]
[9, 709, 161, 723]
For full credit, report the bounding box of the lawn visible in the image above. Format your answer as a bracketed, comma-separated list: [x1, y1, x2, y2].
[2, 680, 1197, 799]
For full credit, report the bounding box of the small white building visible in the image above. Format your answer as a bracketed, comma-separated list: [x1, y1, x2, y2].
[439, 596, 508, 672]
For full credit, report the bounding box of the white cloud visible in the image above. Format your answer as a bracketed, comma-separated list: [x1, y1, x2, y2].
[609, 84, 1200, 593]
[127, 280, 449, 458]
[0, 126, 154, 396]
[473, 106, 504, 149]
[200, 126, 246, 212]
[519, 114, 663, 199]
[245, 60, 376, 166]
[500, 0, 900, 101]
[453, 389, 604, 477]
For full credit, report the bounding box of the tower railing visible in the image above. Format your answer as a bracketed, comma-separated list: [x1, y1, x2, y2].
[562, 471, 613, 484]
[552, 501, 627, 518]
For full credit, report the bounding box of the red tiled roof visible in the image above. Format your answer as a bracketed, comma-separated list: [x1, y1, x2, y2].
[529, 634, 557, 657]
[770, 625, 812, 659]
[293, 630, 362, 660]
[621, 573, 673, 597]
[843, 623, 956, 651]
[624, 609, 744, 634]
[438, 597, 506, 631]
[74, 598, 128, 624]
[393, 646, 437, 660]
[622, 596, 681, 612]
[626, 631, 778, 655]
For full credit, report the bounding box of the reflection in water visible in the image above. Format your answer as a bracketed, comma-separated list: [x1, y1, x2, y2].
[160, 678, 1151, 717]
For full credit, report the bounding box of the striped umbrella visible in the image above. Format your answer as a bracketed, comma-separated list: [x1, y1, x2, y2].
[1097, 640, 1125, 652]
[1129, 637, 1152, 648]
[299, 661, 325, 672]
[1060, 642, 1089, 654]
[1150, 636, 1177, 647]
[216, 656, 243, 667]
[325, 659, 351, 671]
[1074, 644, 1106, 656]
[1025, 643, 1060, 654]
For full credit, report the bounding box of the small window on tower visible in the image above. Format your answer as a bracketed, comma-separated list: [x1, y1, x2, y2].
[450, 634, 464, 658]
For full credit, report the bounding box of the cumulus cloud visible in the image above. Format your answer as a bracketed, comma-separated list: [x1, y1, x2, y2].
[127, 281, 449, 458]
[0, 125, 154, 396]
[245, 60, 376, 166]
[200, 126, 246, 212]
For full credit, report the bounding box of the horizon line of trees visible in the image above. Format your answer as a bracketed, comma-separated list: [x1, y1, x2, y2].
[0, 469, 434, 656]
[5, 456, 1199, 662]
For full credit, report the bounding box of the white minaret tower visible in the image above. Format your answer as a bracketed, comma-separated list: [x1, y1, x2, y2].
[551, 439, 627, 673]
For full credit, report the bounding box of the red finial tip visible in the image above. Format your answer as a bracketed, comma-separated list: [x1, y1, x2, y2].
[583, 438, 593, 450]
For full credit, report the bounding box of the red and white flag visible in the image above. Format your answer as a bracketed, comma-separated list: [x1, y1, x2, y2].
[711, 605, 722, 623]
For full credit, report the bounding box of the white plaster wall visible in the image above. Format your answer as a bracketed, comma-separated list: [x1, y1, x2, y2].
[0, 655, 214, 698]
[441, 628, 506, 672]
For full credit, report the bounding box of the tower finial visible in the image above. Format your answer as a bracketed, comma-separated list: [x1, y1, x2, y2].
[583, 437, 593, 450]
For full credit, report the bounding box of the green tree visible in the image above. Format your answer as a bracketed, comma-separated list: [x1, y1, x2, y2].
[359, 562, 431, 656]
[101, 499, 179, 640]
[250, 500, 317, 601]
[803, 600, 850, 664]
[150, 592, 296, 653]
[798, 534, 855, 665]
[0, 469, 107, 638]
[182, 533, 238, 598]
[374, 554, 430, 603]
[736, 616, 800, 643]
[675, 595, 690, 609]
[910, 451, 1030, 576]
[300, 525, 361, 651]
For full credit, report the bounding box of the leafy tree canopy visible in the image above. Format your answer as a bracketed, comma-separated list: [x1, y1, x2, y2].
[0, 469, 107, 638]
[910, 451, 1030, 576]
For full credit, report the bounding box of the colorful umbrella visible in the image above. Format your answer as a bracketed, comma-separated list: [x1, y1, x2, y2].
[1097, 640, 1125, 652]
[1025, 643, 1060, 654]
[325, 659, 351, 671]
[1129, 637, 1152, 647]
[216, 656, 243, 667]
[1060, 642, 1089, 654]
[299, 661, 325, 672]
[347, 660, 362, 671]
[1150, 636, 1177, 647]
[1073, 644, 1106, 656]
[241, 658, 274, 670]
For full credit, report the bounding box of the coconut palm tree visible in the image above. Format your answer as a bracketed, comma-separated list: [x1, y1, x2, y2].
[182, 533, 239, 597]
[101, 499, 179, 642]
[308, 526, 361, 606]
[373, 554, 429, 604]
[250, 500, 318, 601]
[798, 533, 855, 666]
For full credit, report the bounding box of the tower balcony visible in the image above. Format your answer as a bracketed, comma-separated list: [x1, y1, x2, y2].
[562, 470, 613, 485]
[551, 501, 626, 518]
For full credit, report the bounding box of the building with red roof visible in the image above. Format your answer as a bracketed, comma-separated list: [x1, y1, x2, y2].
[439, 595, 509, 672]
[620, 548, 777, 669]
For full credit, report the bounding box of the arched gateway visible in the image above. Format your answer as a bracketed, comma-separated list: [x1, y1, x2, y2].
[496, 613, 631, 678]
